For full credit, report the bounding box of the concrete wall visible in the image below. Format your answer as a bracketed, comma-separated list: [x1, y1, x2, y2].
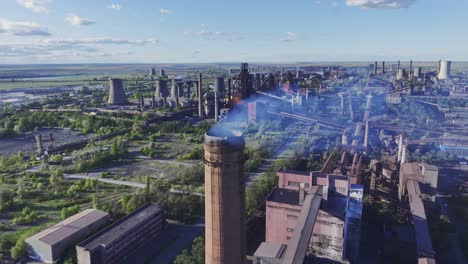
[265, 201, 302, 244]
[277, 171, 312, 191]
[310, 210, 345, 260]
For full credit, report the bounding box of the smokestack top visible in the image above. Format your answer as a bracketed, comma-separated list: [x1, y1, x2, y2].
[205, 128, 245, 150]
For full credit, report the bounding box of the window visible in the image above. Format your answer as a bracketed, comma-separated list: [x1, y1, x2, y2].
[288, 181, 300, 188]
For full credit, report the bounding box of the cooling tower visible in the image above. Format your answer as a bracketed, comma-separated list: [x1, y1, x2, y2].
[155, 79, 168, 98]
[413, 67, 422, 78]
[170, 77, 177, 98]
[396, 69, 407, 81]
[204, 129, 246, 264]
[108, 78, 127, 105]
[214, 77, 225, 95]
[438, 60, 451, 80]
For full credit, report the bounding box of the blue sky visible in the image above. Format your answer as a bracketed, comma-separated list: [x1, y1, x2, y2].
[1, 0, 467, 63]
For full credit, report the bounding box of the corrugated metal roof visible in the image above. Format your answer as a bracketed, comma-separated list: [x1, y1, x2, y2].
[26, 209, 109, 246]
[78, 203, 163, 251]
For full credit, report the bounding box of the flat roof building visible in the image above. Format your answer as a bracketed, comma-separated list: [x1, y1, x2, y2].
[76, 203, 164, 264]
[26, 209, 109, 263]
[261, 169, 363, 263]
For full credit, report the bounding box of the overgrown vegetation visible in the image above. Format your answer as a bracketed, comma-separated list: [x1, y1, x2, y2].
[173, 236, 204, 264]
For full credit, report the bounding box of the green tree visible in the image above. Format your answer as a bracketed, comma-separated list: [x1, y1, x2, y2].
[10, 239, 26, 259]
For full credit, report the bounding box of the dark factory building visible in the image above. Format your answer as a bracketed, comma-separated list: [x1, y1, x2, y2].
[76, 203, 165, 264]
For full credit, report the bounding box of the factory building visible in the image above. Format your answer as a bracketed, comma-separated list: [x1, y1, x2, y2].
[76, 203, 164, 264]
[399, 163, 438, 263]
[204, 129, 246, 264]
[25, 209, 109, 263]
[399, 163, 438, 202]
[256, 169, 362, 263]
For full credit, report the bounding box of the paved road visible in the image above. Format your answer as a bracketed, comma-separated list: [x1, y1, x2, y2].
[63, 174, 204, 196]
[63, 174, 146, 188]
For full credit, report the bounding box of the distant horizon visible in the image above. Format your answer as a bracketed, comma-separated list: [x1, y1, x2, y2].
[1, 60, 467, 66]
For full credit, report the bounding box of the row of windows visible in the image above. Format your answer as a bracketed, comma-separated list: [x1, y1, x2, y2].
[287, 181, 310, 188]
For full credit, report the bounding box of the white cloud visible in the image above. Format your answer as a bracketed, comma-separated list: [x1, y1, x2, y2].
[345, 0, 416, 9]
[16, 0, 51, 13]
[107, 4, 123, 11]
[159, 8, 172, 15]
[185, 27, 241, 41]
[39, 37, 159, 46]
[65, 14, 96, 26]
[0, 18, 51, 36]
[0, 36, 157, 58]
[280, 32, 297, 42]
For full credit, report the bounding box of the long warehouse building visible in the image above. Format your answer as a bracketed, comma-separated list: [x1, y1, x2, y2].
[76, 203, 164, 264]
[25, 209, 109, 263]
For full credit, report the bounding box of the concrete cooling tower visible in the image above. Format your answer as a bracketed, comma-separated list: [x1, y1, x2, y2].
[396, 69, 407, 81]
[155, 80, 168, 98]
[214, 77, 225, 95]
[108, 78, 128, 105]
[438, 60, 451, 80]
[413, 67, 422, 78]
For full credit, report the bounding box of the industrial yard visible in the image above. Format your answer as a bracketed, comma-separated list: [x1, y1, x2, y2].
[0, 59, 465, 264]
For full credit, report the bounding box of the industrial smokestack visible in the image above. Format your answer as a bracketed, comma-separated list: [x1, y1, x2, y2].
[382, 61, 385, 74]
[227, 78, 232, 103]
[214, 92, 219, 121]
[438, 60, 451, 80]
[397, 60, 401, 71]
[364, 120, 369, 148]
[409, 60, 413, 76]
[374, 61, 378, 75]
[108, 78, 127, 105]
[198, 73, 204, 118]
[204, 129, 246, 264]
